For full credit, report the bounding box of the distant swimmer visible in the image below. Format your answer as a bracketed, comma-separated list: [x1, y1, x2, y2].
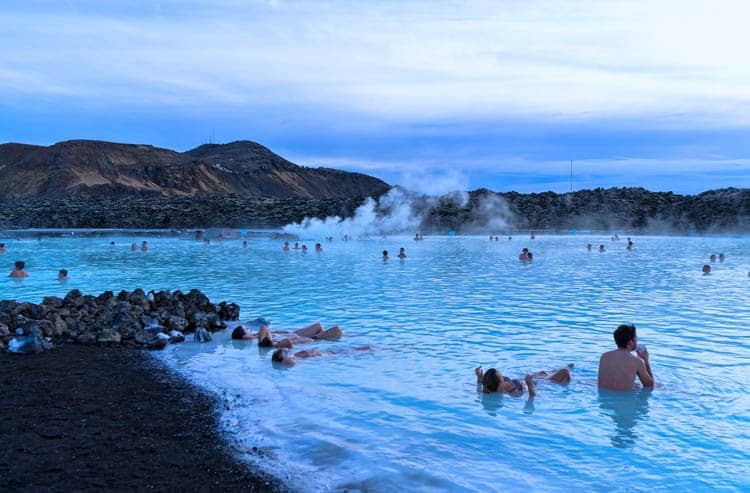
[598, 324, 654, 391]
[530, 232, 536, 240]
[315, 243, 323, 252]
[475, 365, 572, 397]
[719, 253, 725, 262]
[599, 244, 606, 252]
[383, 250, 389, 260]
[131, 243, 138, 252]
[710, 254, 716, 262]
[702, 264, 711, 275]
[294, 242, 300, 250]
[587, 243, 592, 251]
[519, 248, 532, 261]
[0, 243, 6, 253]
[195, 230, 204, 240]
[301, 244, 308, 253]
[57, 269, 68, 281]
[141, 241, 149, 252]
[9, 260, 28, 278]
[283, 241, 290, 251]
[626, 238, 634, 251]
[242, 240, 248, 248]
[398, 247, 406, 259]
[508, 236, 512, 240]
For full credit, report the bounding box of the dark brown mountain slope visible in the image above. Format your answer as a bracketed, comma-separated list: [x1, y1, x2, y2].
[0, 139, 390, 200]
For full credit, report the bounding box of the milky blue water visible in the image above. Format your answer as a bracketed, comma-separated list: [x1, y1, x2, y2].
[2, 232, 749, 492]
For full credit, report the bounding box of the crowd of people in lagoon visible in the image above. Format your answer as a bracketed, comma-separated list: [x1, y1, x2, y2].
[3, 229, 745, 282]
[1, 230, 746, 389]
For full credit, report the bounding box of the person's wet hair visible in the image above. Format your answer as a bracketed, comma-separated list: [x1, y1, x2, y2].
[271, 348, 284, 362]
[231, 326, 246, 340]
[258, 336, 273, 347]
[613, 324, 636, 349]
[482, 368, 502, 392]
[14, 260, 25, 270]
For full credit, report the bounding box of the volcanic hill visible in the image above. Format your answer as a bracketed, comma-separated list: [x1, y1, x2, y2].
[0, 140, 390, 200]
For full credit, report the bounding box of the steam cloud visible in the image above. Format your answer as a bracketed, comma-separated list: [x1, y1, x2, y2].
[282, 187, 512, 236]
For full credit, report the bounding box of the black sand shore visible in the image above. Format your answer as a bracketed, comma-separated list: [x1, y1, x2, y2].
[0, 344, 284, 492]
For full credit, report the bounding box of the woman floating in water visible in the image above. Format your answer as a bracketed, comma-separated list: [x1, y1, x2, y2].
[272, 345, 372, 366]
[475, 364, 572, 397]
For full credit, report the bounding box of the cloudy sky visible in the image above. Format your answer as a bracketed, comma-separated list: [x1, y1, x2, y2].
[2, 0, 749, 194]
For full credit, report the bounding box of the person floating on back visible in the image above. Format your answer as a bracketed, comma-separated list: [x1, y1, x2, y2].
[598, 324, 654, 391]
[475, 364, 572, 397]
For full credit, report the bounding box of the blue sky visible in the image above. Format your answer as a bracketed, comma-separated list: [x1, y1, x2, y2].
[2, 0, 749, 195]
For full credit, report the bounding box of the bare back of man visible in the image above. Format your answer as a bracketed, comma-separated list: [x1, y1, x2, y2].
[599, 348, 653, 390]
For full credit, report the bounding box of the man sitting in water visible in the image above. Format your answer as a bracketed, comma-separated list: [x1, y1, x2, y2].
[57, 269, 68, 280]
[9, 260, 28, 278]
[598, 324, 654, 391]
[475, 365, 572, 397]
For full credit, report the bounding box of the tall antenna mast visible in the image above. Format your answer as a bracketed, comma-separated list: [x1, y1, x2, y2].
[570, 160, 573, 192]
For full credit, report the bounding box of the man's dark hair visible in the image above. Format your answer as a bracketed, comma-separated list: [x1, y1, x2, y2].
[14, 260, 25, 270]
[613, 324, 636, 349]
[482, 368, 501, 392]
[231, 326, 246, 340]
[271, 349, 284, 362]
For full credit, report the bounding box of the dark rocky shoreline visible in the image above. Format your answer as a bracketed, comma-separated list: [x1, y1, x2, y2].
[0, 344, 284, 492]
[1, 186, 748, 233]
[0, 290, 285, 491]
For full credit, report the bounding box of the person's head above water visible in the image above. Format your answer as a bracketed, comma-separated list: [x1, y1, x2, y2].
[613, 323, 637, 349]
[702, 264, 711, 274]
[482, 368, 502, 392]
[272, 347, 295, 365]
[14, 260, 25, 270]
[231, 326, 248, 340]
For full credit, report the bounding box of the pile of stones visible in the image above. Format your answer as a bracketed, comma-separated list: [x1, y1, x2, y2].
[0, 288, 240, 353]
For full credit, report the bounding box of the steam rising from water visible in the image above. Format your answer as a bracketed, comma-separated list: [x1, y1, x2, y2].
[282, 187, 512, 236]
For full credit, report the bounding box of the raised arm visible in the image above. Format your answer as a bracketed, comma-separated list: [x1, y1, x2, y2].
[636, 348, 654, 387]
[524, 374, 537, 397]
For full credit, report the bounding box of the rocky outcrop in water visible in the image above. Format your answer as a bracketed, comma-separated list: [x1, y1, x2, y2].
[0, 289, 239, 352]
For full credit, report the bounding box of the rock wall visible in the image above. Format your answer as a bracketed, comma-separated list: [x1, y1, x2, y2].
[0, 288, 239, 351]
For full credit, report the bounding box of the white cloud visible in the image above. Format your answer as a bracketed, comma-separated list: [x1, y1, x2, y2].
[2, 0, 750, 125]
